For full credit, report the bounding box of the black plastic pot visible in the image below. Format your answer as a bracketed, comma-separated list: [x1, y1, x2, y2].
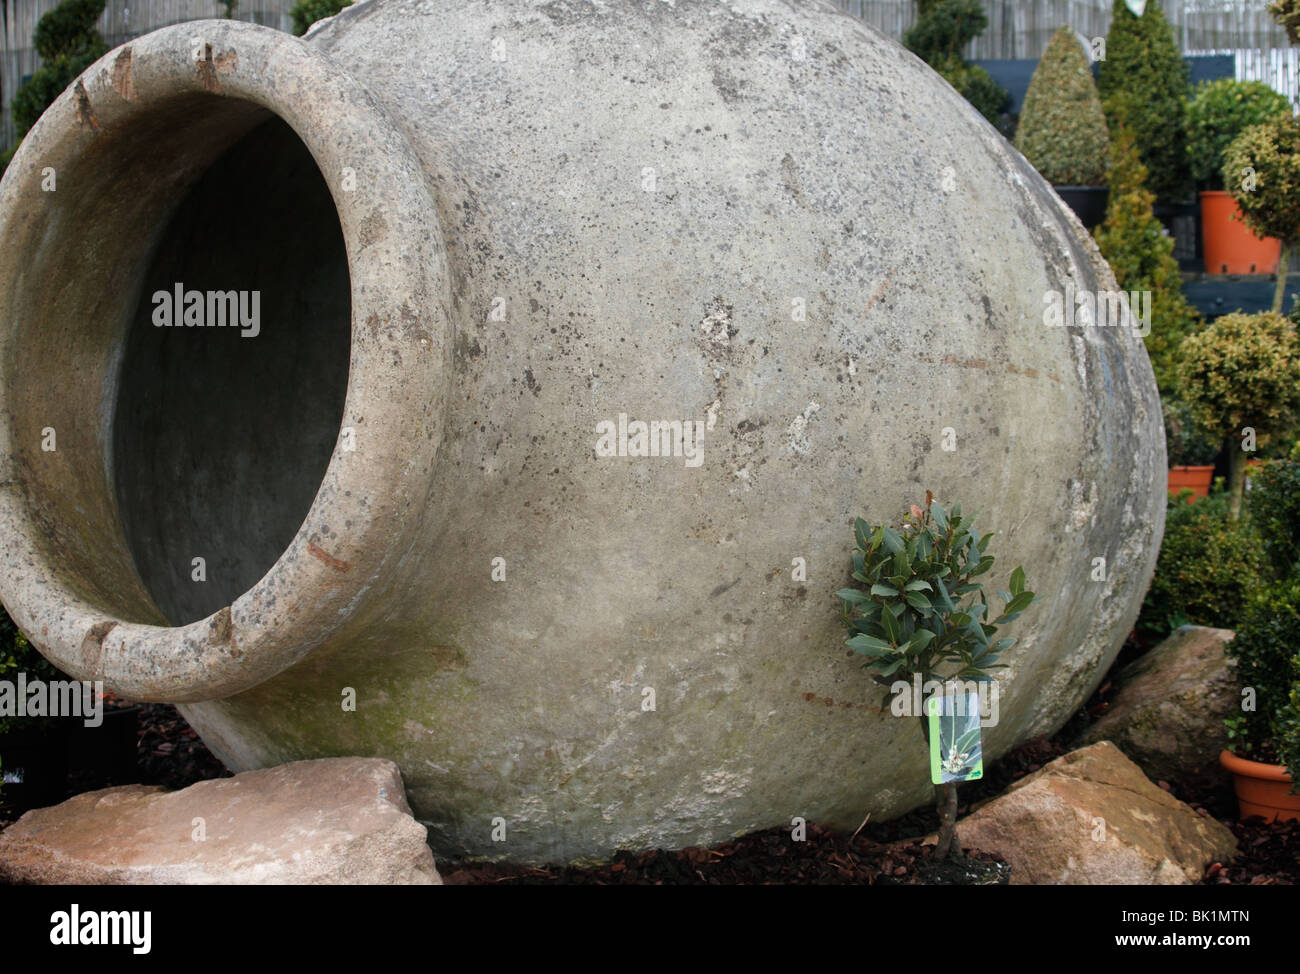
[1054, 186, 1109, 230]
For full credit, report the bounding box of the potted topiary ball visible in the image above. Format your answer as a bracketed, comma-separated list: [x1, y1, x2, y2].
[1163, 394, 1220, 500]
[1221, 462, 1300, 822]
[1186, 80, 1291, 274]
[1224, 114, 1300, 313]
[1176, 311, 1300, 521]
[1015, 26, 1110, 227]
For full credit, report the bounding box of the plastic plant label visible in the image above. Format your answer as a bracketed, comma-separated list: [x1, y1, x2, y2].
[928, 690, 984, 785]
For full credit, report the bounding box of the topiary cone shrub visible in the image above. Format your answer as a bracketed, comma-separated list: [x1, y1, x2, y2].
[1176, 311, 1300, 520]
[1224, 115, 1300, 313]
[1097, 0, 1191, 206]
[1093, 126, 1202, 394]
[1015, 27, 1108, 187]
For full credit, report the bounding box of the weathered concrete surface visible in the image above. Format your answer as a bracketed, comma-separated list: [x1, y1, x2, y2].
[0, 0, 1165, 862]
[0, 758, 440, 884]
[1079, 626, 1238, 785]
[956, 742, 1236, 885]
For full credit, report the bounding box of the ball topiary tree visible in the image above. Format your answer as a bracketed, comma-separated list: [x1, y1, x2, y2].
[1176, 311, 1300, 520]
[1094, 126, 1202, 393]
[3, 0, 107, 176]
[1186, 80, 1291, 190]
[904, 0, 1010, 126]
[1097, 0, 1191, 205]
[1223, 114, 1300, 313]
[1015, 27, 1109, 186]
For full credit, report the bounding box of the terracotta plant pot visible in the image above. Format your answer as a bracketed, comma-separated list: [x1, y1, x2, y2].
[1168, 465, 1214, 501]
[1220, 749, 1300, 822]
[1201, 191, 1281, 275]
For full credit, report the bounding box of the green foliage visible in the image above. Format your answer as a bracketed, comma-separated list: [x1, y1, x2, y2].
[0, 606, 60, 739]
[290, 0, 353, 36]
[1163, 394, 1221, 467]
[1014, 27, 1109, 186]
[1176, 311, 1300, 448]
[837, 497, 1036, 696]
[1186, 80, 1291, 190]
[1278, 659, 1300, 780]
[1094, 127, 1202, 393]
[9, 0, 107, 147]
[1270, 0, 1300, 45]
[1097, 0, 1191, 204]
[1138, 491, 1266, 638]
[32, 0, 104, 61]
[904, 1, 1010, 125]
[1223, 114, 1300, 246]
[1249, 459, 1300, 578]
[904, 0, 988, 62]
[1224, 573, 1300, 759]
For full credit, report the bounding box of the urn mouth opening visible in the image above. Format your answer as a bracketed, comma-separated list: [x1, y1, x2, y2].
[0, 22, 451, 701]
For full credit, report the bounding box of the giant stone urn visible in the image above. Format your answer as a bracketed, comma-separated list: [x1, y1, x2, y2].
[0, 0, 1164, 861]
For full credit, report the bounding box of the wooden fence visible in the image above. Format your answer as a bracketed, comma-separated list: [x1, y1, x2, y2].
[2, 0, 1298, 146]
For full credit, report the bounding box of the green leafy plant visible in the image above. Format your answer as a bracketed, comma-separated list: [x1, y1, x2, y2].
[1223, 115, 1300, 312]
[1138, 490, 1265, 637]
[1186, 79, 1291, 190]
[1094, 126, 1202, 393]
[1176, 311, 1300, 519]
[1270, 0, 1300, 45]
[904, 0, 1010, 126]
[1223, 575, 1300, 776]
[2, 0, 107, 179]
[289, 0, 353, 36]
[1248, 459, 1300, 578]
[1014, 27, 1109, 186]
[1097, 0, 1191, 205]
[1163, 394, 1221, 467]
[836, 494, 1036, 860]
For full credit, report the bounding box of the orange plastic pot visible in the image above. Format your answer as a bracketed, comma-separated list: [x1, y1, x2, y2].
[1220, 749, 1300, 823]
[1168, 465, 1214, 501]
[1201, 191, 1281, 274]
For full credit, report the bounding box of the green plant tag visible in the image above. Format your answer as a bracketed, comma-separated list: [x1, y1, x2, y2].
[928, 690, 984, 784]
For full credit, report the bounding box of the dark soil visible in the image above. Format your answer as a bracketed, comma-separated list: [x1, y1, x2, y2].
[1, 639, 1296, 885]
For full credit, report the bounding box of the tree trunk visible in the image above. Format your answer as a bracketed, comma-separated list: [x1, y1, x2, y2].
[1273, 243, 1290, 314]
[933, 782, 959, 860]
[1228, 438, 1248, 522]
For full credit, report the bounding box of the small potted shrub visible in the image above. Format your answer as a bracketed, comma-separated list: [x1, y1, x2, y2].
[1015, 26, 1110, 227]
[1176, 311, 1300, 520]
[1186, 80, 1290, 274]
[1163, 394, 1220, 499]
[1224, 114, 1300, 313]
[837, 494, 1035, 877]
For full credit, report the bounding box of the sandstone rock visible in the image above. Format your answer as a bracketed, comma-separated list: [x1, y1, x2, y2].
[0, 758, 440, 885]
[1079, 626, 1237, 784]
[956, 742, 1236, 885]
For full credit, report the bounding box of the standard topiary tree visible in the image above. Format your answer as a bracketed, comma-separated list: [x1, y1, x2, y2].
[290, 0, 353, 36]
[904, 0, 1010, 126]
[1177, 311, 1300, 520]
[1015, 26, 1109, 186]
[1097, 0, 1191, 205]
[1223, 114, 1300, 313]
[1186, 80, 1291, 190]
[1093, 126, 1202, 393]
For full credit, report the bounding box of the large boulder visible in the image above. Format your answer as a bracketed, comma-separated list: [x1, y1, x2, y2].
[956, 742, 1236, 885]
[1078, 626, 1238, 785]
[0, 758, 440, 884]
[0, 0, 1164, 861]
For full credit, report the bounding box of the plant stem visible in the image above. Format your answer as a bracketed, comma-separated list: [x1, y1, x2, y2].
[1273, 242, 1290, 314]
[1228, 438, 1247, 522]
[934, 782, 958, 860]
